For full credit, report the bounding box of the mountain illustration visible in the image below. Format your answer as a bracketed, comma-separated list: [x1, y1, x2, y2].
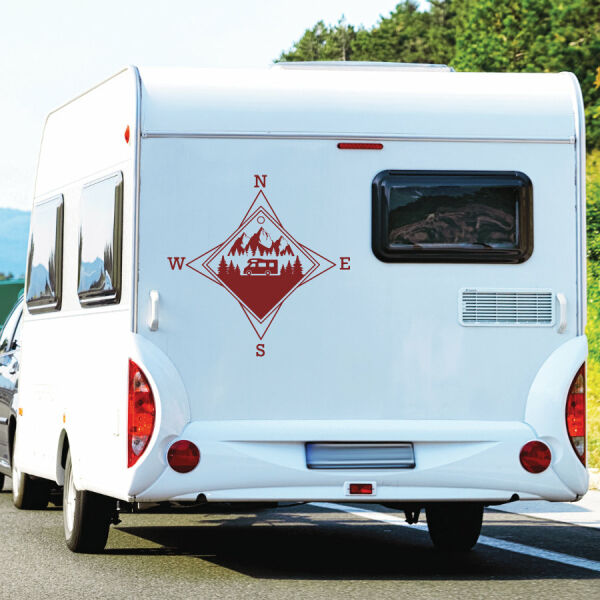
[273, 236, 293, 255]
[248, 227, 273, 253]
[228, 232, 250, 255]
[228, 227, 295, 257]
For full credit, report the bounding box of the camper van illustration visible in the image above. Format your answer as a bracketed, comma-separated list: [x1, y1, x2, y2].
[243, 258, 278, 276]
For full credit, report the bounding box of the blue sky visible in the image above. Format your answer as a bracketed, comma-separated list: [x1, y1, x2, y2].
[0, 0, 429, 212]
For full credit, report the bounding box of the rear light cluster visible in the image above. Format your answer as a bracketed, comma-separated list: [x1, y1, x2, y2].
[566, 364, 586, 464]
[128, 360, 156, 468]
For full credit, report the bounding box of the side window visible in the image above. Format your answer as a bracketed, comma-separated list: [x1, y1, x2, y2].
[26, 196, 64, 312]
[372, 171, 533, 263]
[78, 172, 123, 306]
[0, 304, 21, 354]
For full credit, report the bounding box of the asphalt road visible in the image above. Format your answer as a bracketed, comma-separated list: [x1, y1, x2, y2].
[1, 478, 599, 600]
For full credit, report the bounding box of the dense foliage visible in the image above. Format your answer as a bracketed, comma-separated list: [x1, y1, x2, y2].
[279, 0, 600, 148]
[587, 152, 600, 466]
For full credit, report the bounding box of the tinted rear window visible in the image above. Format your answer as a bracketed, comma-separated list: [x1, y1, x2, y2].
[372, 171, 533, 263]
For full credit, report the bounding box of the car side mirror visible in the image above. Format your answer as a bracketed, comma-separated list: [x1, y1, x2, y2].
[10, 339, 18, 352]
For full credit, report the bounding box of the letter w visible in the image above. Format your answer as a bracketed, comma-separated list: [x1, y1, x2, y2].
[168, 257, 186, 270]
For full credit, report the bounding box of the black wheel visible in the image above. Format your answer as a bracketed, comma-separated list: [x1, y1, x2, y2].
[426, 503, 483, 551]
[11, 432, 50, 510]
[63, 450, 115, 553]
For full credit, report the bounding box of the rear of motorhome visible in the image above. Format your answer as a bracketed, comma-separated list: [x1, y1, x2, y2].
[12, 63, 588, 552]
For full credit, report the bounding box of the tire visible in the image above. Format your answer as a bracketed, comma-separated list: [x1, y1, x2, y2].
[426, 503, 483, 552]
[63, 450, 115, 553]
[11, 435, 50, 510]
[265, 270, 271, 276]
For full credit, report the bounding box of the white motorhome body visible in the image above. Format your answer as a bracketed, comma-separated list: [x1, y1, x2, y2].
[14, 64, 588, 550]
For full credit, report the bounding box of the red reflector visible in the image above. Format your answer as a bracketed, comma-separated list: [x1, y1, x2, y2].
[566, 364, 586, 464]
[124, 125, 130, 144]
[128, 360, 156, 468]
[337, 142, 383, 150]
[349, 483, 373, 495]
[168, 440, 200, 473]
[519, 441, 551, 474]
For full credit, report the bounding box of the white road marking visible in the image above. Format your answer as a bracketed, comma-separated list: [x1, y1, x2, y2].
[492, 491, 600, 530]
[310, 502, 600, 574]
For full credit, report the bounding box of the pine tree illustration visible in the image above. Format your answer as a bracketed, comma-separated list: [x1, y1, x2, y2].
[217, 255, 227, 277]
[228, 260, 234, 276]
[235, 265, 241, 276]
[293, 255, 303, 278]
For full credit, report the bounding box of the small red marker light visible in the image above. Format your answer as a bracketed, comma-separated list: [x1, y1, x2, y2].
[124, 125, 130, 144]
[337, 142, 383, 150]
[519, 441, 551, 474]
[168, 440, 200, 473]
[349, 483, 373, 495]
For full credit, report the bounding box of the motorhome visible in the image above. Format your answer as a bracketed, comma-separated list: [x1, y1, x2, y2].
[11, 63, 588, 553]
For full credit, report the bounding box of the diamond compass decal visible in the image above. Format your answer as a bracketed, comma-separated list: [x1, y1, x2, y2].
[186, 183, 336, 339]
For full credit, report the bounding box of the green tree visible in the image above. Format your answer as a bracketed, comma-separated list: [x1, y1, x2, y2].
[453, 0, 600, 147]
[279, 17, 357, 62]
[351, 1, 431, 63]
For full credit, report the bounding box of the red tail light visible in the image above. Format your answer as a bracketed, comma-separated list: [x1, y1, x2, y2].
[128, 360, 156, 468]
[348, 483, 373, 495]
[566, 364, 586, 464]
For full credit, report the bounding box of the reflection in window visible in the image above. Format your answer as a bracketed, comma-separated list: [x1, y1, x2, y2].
[372, 171, 533, 263]
[78, 172, 123, 306]
[26, 196, 63, 312]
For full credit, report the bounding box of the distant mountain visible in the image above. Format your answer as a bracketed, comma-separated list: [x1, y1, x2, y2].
[78, 257, 107, 293]
[0, 208, 30, 278]
[26, 263, 51, 300]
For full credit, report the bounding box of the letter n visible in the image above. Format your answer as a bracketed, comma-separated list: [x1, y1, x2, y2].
[254, 174, 267, 188]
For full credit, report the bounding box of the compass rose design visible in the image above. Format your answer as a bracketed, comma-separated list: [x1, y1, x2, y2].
[186, 188, 336, 339]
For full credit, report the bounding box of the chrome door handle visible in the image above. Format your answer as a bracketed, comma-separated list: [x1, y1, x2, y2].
[556, 293, 567, 334]
[0, 417, 8, 425]
[148, 290, 159, 332]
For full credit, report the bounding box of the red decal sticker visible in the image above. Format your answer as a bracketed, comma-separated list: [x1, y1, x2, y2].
[167, 257, 186, 270]
[254, 174, 267, 188]
[256, 344, 265, 357]
[340, 257, 351, 270]
[186, 189, 336, 339]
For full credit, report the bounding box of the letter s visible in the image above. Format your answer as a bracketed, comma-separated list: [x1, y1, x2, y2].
[256, 344, 265, 357]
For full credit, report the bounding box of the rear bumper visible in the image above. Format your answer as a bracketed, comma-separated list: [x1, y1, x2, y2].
[131, 419, 588, 503]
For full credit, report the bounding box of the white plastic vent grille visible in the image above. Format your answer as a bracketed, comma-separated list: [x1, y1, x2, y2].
[460, 289, 554, 327]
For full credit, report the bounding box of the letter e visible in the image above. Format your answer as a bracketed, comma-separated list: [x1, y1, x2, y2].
[340, 257, 351, 270]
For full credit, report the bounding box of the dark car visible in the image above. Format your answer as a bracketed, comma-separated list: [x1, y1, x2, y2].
[0, 296, 23, 490]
